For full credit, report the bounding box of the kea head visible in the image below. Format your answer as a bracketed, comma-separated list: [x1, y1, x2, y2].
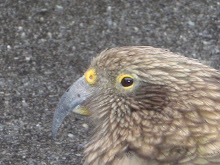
[52, 46, 220, 165]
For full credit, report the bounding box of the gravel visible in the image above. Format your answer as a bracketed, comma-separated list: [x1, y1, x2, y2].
[0, 0, 219, 164]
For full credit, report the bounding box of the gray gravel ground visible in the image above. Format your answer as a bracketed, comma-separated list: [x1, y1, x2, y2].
[0, 0, 219, 165]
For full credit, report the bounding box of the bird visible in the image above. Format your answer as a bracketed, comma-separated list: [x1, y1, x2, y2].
[52, 46, 220, 165]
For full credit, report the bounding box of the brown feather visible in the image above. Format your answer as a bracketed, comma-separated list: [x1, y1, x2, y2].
[81, 46, 220, 165]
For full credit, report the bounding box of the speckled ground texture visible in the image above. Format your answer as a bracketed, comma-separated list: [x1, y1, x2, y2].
[0, 0, 219, 165]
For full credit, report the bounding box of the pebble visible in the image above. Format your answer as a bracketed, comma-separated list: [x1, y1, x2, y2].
[21, 32, 26, 38]
[188, 20, 195, 27]
[22, 99, 28, 107]
[47, 32, 52, 39]
[17, 26, 23, 31]
[82, 123, 89, 130]
[56, 5, 63, 12]
[7, 45, 11, 50]
[107, 6, 112, 13]
[25, 56, 31, 61]
[75, 154, 81, 157]
[68, 133, 75, 139]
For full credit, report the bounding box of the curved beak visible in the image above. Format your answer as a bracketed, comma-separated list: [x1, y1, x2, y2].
[52, 76, 92, 137]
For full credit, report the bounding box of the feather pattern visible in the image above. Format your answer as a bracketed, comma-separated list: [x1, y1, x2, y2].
[72, 47, 220, 165]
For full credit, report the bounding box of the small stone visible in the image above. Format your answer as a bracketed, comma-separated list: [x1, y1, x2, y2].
[107, 18, 112, 26]
[22, 99, 28, 107]
[72, 46, 76, 51]
[68, 133, 75, 139]
[7, 45, 11, 50]
[80, 23, 84, 27]
[25, 56, 31, 61]
[69, 21, 75, 25]
[82, 123, 89, 130]
[75, 153, 81, 157]
[107, 6, 112, 13]
[40, 17, 44, 21]
[47, 32, 52, 39]
[18, 26, 23, 31]
[21, 32, 26, 38]
[40, 8, 48, 14]
[202, 41, 211, 45]
[0, 125, 4, 131]
[56, 5, 63, 11]
[40, 39, 46, 43]
[134, 27, 139, 32]
[188, 20, 195, 27]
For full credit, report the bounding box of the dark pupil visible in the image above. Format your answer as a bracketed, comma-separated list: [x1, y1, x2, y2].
[121, 77, 133, 87]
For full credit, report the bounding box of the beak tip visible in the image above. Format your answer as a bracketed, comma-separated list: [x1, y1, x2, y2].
[51, 128, 57, 137]
[52, 132, 56, 138]
[52, 117, 61, 138]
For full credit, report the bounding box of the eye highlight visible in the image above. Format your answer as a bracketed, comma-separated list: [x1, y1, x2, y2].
[85, 68, 97, 85]
[118, 74, 134, 88]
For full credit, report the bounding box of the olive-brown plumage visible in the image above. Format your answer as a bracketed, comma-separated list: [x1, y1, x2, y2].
[53, 46, 220, 165]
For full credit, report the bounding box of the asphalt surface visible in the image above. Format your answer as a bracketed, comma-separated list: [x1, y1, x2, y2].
[0, 0, 219, 165]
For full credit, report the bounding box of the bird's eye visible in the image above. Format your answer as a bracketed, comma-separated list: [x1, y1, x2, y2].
[118, 74, 134, 88]
[121, 77, 133, 87]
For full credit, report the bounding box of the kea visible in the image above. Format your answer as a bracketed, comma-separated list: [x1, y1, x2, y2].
[52, 46, 220, 165]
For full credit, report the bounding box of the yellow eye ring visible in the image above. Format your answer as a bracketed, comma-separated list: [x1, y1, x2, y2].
[118, 74, 134, 88]
[85, 68, 97, 85]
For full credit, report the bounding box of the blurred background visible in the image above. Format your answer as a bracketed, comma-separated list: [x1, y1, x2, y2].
[0, 0, 219, 164]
